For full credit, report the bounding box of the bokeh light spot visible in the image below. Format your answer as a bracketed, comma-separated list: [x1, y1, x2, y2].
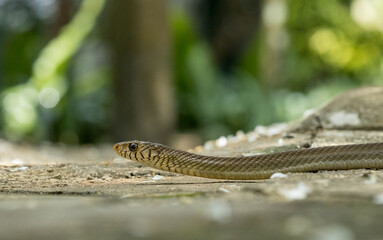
[39, 87, 60, 108]
[309, 29, 353, 68]
[351, 0, 383, 32]
[2, 87, 38, 135]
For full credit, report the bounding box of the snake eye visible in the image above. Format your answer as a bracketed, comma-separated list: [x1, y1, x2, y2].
[129, 143, 138, 152]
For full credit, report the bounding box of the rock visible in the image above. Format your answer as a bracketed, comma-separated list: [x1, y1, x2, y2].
[289, 87, 383, 133]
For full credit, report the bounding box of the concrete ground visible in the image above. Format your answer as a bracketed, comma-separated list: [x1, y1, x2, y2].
[1, 129, 383, 240]
[1, 87, 383, 240]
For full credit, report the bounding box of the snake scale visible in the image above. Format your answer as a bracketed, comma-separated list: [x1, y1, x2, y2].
[113, 141, 383, 180]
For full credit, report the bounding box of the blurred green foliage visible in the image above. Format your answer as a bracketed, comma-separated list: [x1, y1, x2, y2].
[172, 0, 383, 139]
[0, 0, 383, 143]
[0, 0, 106, 142]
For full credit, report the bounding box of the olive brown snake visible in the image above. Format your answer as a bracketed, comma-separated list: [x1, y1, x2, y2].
[113, 141, 383, 180]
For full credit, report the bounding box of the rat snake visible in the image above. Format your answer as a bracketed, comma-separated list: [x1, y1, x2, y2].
[114, 141, 383, 180]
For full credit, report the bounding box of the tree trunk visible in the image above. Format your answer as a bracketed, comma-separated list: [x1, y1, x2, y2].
[106, 0, 175, 143]
[196, 0, 262, 72]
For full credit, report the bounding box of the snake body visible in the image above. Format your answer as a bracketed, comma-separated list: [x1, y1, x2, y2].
[113, 141, 383, 180]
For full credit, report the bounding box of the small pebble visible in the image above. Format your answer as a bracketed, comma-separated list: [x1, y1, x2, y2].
[278, 182, 311, 200]
[255, 123, 288, 136]
[204, 141, 214, 150]
[247, 133, 258, 142]
[216, 136, 228, 148]
[364, 175, 377, 185]
[152, 175, 165, 180]
[270, 172, 288, 179]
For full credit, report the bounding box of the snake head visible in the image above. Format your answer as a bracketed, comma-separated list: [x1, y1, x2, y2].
[113, 141, 162, 164]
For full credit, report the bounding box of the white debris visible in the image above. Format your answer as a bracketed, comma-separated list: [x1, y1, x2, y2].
[255, 123, 288, 136]
[204, 141, 214, 150]
[152, 175, 165, 180]
[278, 138, 284, 146]
[113, 157, 125, 163]
[219, 187, 231, 193]
[247, 133, 258, 142]
[216, 136, 228, 148]
[255, 125, 268, 135]
[278, 182, 311, 200]
[373, 193, 383, 204]
[226, 135, 235, 142]
[9, 166, 29, 172]
[328, 111, 361, 127]
[227, 130, 246, 144]
[236, 130, 245, 138]
[242, 152, 261, 157]
[270, 172, 288, 179]
[120, 194, 133, 199]
[205, 200, 232, 222]
[11, 158, 24, 165]
[268, 123, 288, 135]
[364, 175, 377, 185]
[311, 142, 318, 148]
